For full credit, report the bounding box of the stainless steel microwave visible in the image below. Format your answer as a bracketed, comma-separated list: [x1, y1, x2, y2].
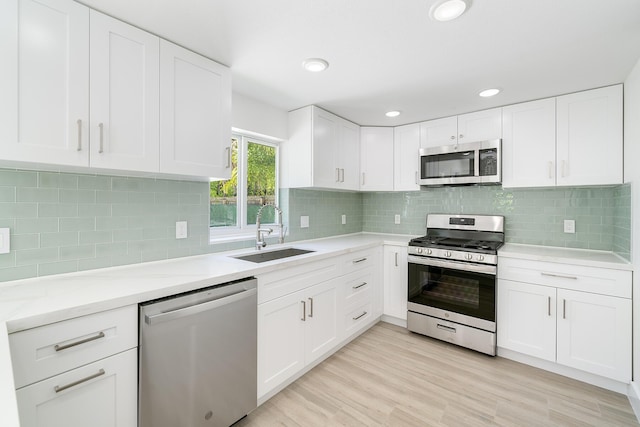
[419, 139, 501, 186]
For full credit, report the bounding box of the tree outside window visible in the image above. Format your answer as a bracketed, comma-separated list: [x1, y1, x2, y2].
[210, 136, 278, 232]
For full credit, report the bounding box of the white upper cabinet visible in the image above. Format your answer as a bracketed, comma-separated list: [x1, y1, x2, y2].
[159, 40, 232, 179]
[393, 123, 420, 191]
[0, 0, 89, 167]
[556, 85, 623, 186]
[360, 127, 394, 191]
[283, 106, 360, 190]
[502, 98, 556, 188]
[420, 108, 502, 149]
[89, 10, 159, 173]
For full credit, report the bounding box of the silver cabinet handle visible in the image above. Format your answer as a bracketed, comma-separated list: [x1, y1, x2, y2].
[341, 168, 345, 182]
[225, 147, 231, 168]
[353, 311, 367, 321]
[55, 331, 105, 352]
[352, 282, 367, 290]
[450, 135, 455, 140]
[76, 119, 82, 151]
[308, 297, 314, 318]
[541, 272, 578, 280]
[459, 134, 464, 139]
[362, 172, 365, 186]
[55, 369, 105, 393]
[395, 252, 398, 267]
[353, 257, 367, 264]
[548, 161, 554, 179]
[301, 300, 306, 321]
[562, 299, 566, 319]
[98, 123, 104, 153]
[437, 324, 456, 333]
[335, 168, 340, 182]
[548, 296, 551, 316]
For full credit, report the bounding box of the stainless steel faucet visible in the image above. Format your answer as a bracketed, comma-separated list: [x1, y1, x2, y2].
[255, 203, 285, 250]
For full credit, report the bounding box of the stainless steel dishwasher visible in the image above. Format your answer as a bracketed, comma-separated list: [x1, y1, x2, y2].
[139, 277, 257, 427]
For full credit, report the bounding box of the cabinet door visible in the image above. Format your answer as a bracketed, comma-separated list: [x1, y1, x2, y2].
[160, 40, 232, 179]
[457, 108, 502, 143]
[16, 348, 137, 427]
[556, 289, 631, 382]
[383, 246, 408, 321]
[556, 85, 623, 186]
[305, 279, 339, 364]
[502, 99, 556, 188]
[419, 116, 457, 148]
[312, 107, 340, 188]
[393, 124, 420, 191]
[89, 11, 159, 173]
[497, 279, 556, 361]
[0, 0, 89, 166]
[338, 120, 360, 190]
[257, 290, 306, 398]
[360, 127, 394, 191]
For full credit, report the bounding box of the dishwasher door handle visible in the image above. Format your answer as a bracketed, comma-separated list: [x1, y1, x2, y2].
[145, 287, 257, 325]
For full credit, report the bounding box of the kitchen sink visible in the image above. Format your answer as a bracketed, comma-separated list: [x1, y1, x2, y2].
[232, 248, 315, 263]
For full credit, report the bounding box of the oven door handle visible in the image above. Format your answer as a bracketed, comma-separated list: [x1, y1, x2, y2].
[408, 255, 496, 275]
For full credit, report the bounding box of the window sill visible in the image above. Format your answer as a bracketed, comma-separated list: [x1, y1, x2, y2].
[209, 232, 256, 245]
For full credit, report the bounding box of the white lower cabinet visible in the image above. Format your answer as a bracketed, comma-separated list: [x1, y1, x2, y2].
[497, 257, 631, 383]
[16, 349, 137, 427]
[9, 305, 138, 427]
[383, 245, 408, 322]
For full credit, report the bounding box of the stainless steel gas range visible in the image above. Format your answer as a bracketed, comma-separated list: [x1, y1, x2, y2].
[407, 214, 504, 356]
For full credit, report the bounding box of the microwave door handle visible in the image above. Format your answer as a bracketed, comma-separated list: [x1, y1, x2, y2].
[474, 149, 480, 177]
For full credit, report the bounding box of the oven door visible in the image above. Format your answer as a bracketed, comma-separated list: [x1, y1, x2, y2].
[407, 255, 496, 331]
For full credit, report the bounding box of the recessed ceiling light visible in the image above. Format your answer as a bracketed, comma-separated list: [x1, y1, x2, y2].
[429, 0, 470, 22]
[385, 111, 401, 118]
[479, 88, 501, 97]
[302, 58, 329, 72]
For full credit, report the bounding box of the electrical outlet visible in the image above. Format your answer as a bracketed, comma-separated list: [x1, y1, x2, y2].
[0, 228, 9, 254]
[176, 221, 188, 239]
[394, 214, 401, 225]
[341, 214, 346, 225]
[563, 219, 575, 234]
[300, 215, 310, 228]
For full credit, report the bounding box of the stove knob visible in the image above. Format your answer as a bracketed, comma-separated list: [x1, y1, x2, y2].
[465, 253, 472, 260]
[477, 255, 485, 261]
[426, 249, 432, 255]
[416, 247, 423, 254]
[445, 251, 452, 257]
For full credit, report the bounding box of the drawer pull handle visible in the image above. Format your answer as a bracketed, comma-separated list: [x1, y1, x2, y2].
[54, 369, 105, 393]
[308, 297, 314, 318]
[548, 296, 551, 316]
[541, 272, 577, 280]
[54, 331, 105, 352]
[563, 299, 566, 319]
[437, 324, 457, 333]
[353, 258, 367, 264]
[353, 311, 367, 321]
[301, 300, 306, 321]
[352, 282, 367, 290]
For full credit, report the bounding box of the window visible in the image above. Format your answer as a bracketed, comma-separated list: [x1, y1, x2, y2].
[210, 134, 278, 238]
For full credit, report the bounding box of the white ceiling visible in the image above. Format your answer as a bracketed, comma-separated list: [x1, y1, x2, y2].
[80, 0, 640, 126]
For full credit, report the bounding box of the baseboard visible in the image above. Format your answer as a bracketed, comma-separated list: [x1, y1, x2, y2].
[628, 381, 640, 422]
[380, 314, 407, 328]
[498, 347, 628, 394]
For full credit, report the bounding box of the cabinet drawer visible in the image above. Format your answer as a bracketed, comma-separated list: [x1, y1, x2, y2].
[341, 248, 377, 275]
[343, 301, 373, 337]
[257, 257, 340, 304]
[498, 258, 631, 298]
[343, 271, 373, 308]
[10, 305, 137, 388]
[16, 348, 137, 426]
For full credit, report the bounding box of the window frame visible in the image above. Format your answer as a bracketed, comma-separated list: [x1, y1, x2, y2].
[209, 132, 280, 242]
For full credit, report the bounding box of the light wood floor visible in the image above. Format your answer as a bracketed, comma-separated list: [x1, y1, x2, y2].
[237, 322, 639, 427]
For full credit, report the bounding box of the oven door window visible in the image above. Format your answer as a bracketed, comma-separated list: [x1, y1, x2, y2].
[421, 150, 474, 179]
[408, 262, 495, 322]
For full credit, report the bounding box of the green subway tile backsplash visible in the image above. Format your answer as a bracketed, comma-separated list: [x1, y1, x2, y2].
[0, 165, 631, 283]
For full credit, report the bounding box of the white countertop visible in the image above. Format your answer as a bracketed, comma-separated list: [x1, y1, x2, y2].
[0, 232, 412, 427]
[499, 243, 632, 270]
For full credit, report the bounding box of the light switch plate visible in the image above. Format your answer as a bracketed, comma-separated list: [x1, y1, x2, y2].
[563, 219, 575, 234]
[300, 216, 310, 228]
[0, 228, 9, 254]
[341, 214, 346, 225]
[394, 214, 401, 225]
[176, 221, 188, 239]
